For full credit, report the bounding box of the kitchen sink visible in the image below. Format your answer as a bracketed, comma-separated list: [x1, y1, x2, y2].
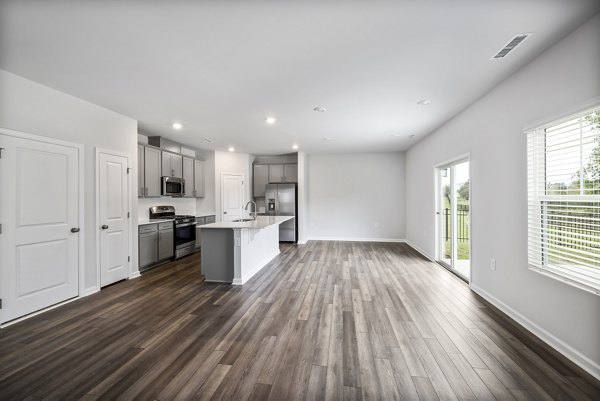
[232, 218, 256, 222]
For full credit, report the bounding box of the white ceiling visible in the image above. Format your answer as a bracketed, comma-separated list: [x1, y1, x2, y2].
[1, 1, 598, 154]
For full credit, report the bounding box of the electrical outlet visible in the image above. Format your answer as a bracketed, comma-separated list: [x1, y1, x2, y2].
[235, 237, 241, 247]
[491, 258, 496, 271]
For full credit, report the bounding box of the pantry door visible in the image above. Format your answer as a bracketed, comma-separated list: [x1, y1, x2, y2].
[97, 149, 131, 287]
[0, 132, 81, 323]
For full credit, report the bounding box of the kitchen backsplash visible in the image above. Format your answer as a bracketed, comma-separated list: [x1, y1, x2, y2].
[138, 197, 197, 221]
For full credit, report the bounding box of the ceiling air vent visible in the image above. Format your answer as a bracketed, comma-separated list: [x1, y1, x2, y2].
[492, 34, 530, 59]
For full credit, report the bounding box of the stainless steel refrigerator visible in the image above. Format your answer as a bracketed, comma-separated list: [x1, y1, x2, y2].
[265, 183, 297, 242]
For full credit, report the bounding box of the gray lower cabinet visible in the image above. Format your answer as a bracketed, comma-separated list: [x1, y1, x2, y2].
[158, 222, 174, 260]
[139, 222, 174, 270]
[139, 225, 159, 269]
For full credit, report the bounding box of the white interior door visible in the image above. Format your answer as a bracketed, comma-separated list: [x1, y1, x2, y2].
[98, 151, 130, 287]
[0, 134, 80, 323]
[221, 173, 244, 221]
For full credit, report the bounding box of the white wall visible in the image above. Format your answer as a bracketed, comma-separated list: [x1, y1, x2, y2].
[405, 14, 600, 378]
[297, 151, 308, 243]
[307, 152, 405, 241]
[0, 69, 139, 293]
[214, 151, 253, 221]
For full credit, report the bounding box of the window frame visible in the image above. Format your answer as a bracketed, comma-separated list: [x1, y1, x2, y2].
[526, 103, 600, 296]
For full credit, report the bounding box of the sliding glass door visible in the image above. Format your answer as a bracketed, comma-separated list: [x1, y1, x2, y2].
[437, 160, 470, 281]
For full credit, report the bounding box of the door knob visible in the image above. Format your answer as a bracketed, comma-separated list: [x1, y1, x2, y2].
[101, 225, 109, 230]
[71, 227, 80, 233]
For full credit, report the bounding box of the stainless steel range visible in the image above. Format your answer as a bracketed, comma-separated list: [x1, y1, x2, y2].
[149, 206, 197, 260]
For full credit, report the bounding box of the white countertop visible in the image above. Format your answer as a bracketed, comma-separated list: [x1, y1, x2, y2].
[200, 216, 294, 230]
[138, 218, 174, 226]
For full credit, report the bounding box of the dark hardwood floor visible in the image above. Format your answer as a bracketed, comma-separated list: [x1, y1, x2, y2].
[0, 241, 598, 400]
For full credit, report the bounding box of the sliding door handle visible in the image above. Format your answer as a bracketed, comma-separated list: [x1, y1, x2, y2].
[101, 225, 109, 230]
[71, 227, 80, 233]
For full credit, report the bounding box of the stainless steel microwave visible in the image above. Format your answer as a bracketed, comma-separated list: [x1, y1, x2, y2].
[161, 176, 185, 197]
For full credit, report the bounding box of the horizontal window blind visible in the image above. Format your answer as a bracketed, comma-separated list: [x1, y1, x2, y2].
[527, 107, 600, 293]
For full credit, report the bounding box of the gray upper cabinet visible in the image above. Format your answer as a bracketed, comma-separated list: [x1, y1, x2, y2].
[265, 163, 298, 184]
[138, 144, 144, 197]
[161, 151, 183, 178]
[284, 164, 298, 183]
[172, 153, 183, 178]
[143, 146, 162, 197]
[194, 159, 205, 198]
[254, 165, 269, 197]
[182, 156, 194, 198]
[268, 164, 285, 183]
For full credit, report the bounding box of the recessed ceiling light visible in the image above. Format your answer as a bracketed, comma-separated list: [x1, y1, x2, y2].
[203, 138, 214, 143]
[228, 147, 235, 152]
[266, 116, 276, 125]
[292, 144, 299, 150]
[313, 106, 326, 113]
[417, 99, 431, 106]
[322, 137, 333, 141]
[172, 122, 183, 130]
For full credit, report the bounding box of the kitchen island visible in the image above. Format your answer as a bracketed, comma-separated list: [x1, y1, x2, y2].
[200, 216, 294, 285]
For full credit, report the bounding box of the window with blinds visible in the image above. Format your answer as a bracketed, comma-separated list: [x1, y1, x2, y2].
[527, 106, 600, 294]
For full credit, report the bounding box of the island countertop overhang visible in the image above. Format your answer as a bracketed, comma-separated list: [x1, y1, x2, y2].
[200, 215, 294, 230]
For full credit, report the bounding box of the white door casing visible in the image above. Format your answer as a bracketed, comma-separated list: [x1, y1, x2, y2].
[0, 133, 81, 323]
[221, 173, 244, 222]
[97, 150, 130, 287]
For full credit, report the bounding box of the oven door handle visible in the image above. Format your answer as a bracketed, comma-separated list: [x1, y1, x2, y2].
[175, 222, 197, 228]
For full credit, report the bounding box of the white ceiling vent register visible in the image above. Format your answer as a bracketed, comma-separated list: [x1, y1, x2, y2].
[492, 34, 530, 59]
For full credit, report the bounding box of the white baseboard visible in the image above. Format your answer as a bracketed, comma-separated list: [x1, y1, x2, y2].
[297, 239, 308, 245]
[1, 286, 99, 328]
[307, 237, 406, 243]
[404, 240, 435, 261]
[81, 286, 100, 297]
[128, 270, 141, 280]
[235, 250, 280, 285]
[471, 284, 600, 382]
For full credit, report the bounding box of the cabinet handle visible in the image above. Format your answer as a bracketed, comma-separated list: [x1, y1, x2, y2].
[101, 225, 109, 230]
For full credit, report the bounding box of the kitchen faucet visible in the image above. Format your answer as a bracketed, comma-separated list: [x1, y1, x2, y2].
[245, 201, 257, 220]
